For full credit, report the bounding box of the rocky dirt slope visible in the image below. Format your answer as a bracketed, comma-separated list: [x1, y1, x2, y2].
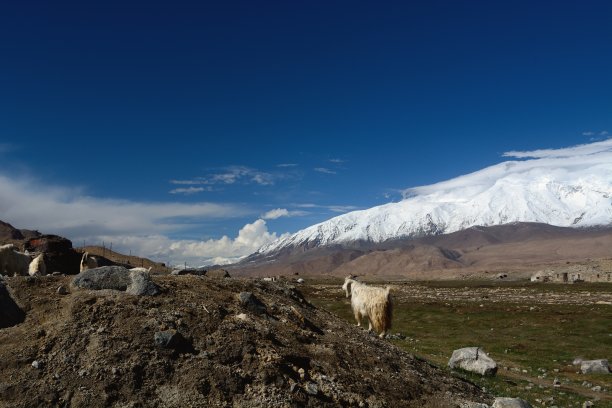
[0, 274, 491, 407]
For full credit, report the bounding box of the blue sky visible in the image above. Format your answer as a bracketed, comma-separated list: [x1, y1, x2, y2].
[0, 1, 611, 265]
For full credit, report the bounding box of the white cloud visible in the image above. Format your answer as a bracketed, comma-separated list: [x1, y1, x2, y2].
[314, 167, 337, 174]
[261, 208, 309, 220]
[405, 139, 612, 198]
[329, 158, 346, 163]
[0, 172, 299, 267]
[169, 178, 209, 185]
[0, 173, 251, 247]
[209, 166, 275, 185]
[328, 205, 359, 213]
[169, 186, 210, 195]
[502, 138, 612, 159]
[277, 163, 298, 167]
[165, 219, 289, 266]
[582, 131, 595, 136]
[262, 208, 289, 219]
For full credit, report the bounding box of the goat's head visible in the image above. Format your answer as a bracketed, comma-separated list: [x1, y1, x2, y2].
[342, 275, 355, 298]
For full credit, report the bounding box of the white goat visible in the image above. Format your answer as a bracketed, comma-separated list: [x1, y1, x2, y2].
[129, 267, 152, 273]
[342, 276, 393, 338]
[28, 253, 46, 276]
[0, 244, 33, 276]
[80, 252, 99, 272]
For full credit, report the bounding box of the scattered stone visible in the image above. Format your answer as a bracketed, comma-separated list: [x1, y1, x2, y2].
[31, 360, 43, 369]
[579, 359, 610, 374]
[235, 313, 249, 321]
[591, 385, 602, 392]
[296, 278, 305, 284]
[128, 269, 160, 295]
[448, 347, 498, 376]
[552, 378, 561, 387]
[491, 397, 532, 408]
[238, 292, 266, 315]
[460, 402, 489, 408]
[583, 401, 594, 408]
[154, 330, 195, 354]
[57, 285, 69, 295]
[304, 382, 318, 395]
[72, 266, 160, 296]
[462, 402, 490, 408]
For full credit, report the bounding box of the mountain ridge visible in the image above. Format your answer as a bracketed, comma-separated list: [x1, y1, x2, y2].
[254, 146, 612, 258]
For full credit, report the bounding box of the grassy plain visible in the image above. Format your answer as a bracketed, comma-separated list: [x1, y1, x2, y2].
[302, 280, 612, 407]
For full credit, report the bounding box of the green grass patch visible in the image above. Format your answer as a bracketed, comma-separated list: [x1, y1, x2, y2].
[304, 282, 612, 407]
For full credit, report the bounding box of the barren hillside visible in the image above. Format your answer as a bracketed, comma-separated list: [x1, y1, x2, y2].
[0, 274, 491, 407]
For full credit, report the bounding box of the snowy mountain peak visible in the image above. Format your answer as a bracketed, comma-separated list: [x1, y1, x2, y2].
[256, 140, 612, 255]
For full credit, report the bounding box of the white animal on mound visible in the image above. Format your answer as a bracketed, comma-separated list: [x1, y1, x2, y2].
[342, 276, 393, 338]
[80, 252, 99, 272]
[28, 253, 46, 276]
[0, 244, 42, 276]
[129, 267, 152, 273]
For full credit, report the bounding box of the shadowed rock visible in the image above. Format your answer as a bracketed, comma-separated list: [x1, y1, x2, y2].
[154, 330, 195, 354]
[73, 266, 160, 296]
[238, 291, 266, 315]
[0, 281, 25, 328]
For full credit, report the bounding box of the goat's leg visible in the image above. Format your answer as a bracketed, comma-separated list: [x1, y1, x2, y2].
[354, 310, 362, 327]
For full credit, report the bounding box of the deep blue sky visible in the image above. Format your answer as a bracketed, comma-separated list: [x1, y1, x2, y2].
[1, 1, 611, 264]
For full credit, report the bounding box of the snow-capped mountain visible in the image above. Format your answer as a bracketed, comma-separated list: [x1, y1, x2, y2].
[256, 140, 612, 255]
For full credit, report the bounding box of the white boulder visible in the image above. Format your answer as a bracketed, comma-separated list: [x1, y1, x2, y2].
[448, 347, 497, 376]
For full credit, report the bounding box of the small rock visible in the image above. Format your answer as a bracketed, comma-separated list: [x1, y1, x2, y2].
[491, 397, 532, 408]
[460, 402, 489, 408]
[31, 360, 43, 369]
[57, 285, 69, 295]
[238, 292, 266, 315]
[304, 382, 318, 395]
[583, 401, 594, 408]
[580, 359, 610, 374]
[591, 385, 602, 392]
[154, 330, 195, 354]
[448, 347, 497, 376]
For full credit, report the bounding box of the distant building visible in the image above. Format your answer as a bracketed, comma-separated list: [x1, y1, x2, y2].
[531, 263, 612, 283]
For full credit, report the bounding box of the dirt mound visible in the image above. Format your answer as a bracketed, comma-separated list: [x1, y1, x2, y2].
[0, 275, 490, 407]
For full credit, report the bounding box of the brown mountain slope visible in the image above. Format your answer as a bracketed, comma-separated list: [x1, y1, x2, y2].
[333, 245, 464, 279]
[231, 223, 612, 280]
[81, 245, 171, 274]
